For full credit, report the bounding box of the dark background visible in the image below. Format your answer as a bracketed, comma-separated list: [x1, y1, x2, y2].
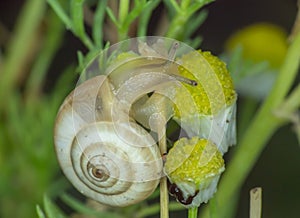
[1, 0, 299, 217]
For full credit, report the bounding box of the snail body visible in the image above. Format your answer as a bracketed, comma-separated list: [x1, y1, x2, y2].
[54, 75, 163, 207]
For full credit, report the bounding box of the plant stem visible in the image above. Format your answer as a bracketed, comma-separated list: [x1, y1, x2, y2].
[165, 0, 213, 40]
[158, 123, 169, 218]
[166, 14, 188, 40]
[136, 201, 184, 218]
[46, 0, 72, 29]
[118, 0, 130, 40]
[25, 10, 64, 101]
[238, 97, 258, 138]
[278, 84, 300, 116]
[0, 0, 46, 109]
[160, 177, 169, 218]
[200, 31, 300, 218]
[249, 187, 262, 218]
[93, 0, 108, 49]
[70, 0, 94, 50]
[119, 0, 129, 24]
[188, 207, 198, 218]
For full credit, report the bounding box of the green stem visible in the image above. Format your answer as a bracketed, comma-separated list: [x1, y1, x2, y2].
[119, 0, 129, 24]
[118, 0, 130, 40]
[24, 10, 64, 101]
[46, 0, 72, 29]
[93, 0, 108, 48]
[156, 95, 170, 218]
[166, 14, 188, 40]
[278, 84, 300, 116]
[188, 207, 198, 218]
[70, 0, 94, 50]
[0, 0, 46, 109]
[181, 0, 191, 10]
[238, 97, 258, 138]
[137, 0, 160, 36]
[136, 201, 184, 218]
[200, 32, 300, 218]
[159, 125, 169, 218]
[165, 0, 213, 40]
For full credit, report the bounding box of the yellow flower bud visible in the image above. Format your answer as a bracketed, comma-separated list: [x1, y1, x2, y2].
[164, 137, 224, 208]
[173, 50, 237, 153]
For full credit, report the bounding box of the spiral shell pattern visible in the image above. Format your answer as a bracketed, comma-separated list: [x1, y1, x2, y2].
[54, 75, 162, 207]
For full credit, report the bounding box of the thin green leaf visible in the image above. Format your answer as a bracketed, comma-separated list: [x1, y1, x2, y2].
[106, 7, 119, 27]
[136, 201, 184, 218]
[187, 0, 214, 17]
[168, 0, 181, 13]
[71, 0, 85, 36]
[76, 48, 101, 73]
[163, 0, 177, 18]
[183, 10, 208, 40]
[138, 0, 161, 36]
[0, 0, 46, 109]
[225, 45, 244, 80]
[61, 194, 121, 218]
[119, 0, 130, 24]
[107, 0, 156, 40]
[77, 50, 85, 71]
[93, 0, 108, 48]
[165, 0, 213, 39]
[181, 0, 191, 10]
[43, 195, 66, 218]
[124, 4, 144, 27]
[119, 1, 147, 39]
[70, 0, 94, 49]
[25, 9, 64, 100]
[47, 0, 73, 29]
[186, 36, 203, 48]
[36, 205, 46, 218]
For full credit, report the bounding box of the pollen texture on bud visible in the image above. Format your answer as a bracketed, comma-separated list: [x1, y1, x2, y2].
[164, 137, 225, 208]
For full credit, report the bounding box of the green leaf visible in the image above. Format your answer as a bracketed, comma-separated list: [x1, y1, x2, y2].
[43, 195, 66, 218]
[188, 0, 214, 16]
[47, 0, 73, 30]
[106, 7, 119, 27]
[138, 0, 161, 36]
[183, 10, 208, 40]
[70, 0, 94, 49]
[36, 205, 46, 218]
[93, 0, 108, 48]
[168, 0, 181, 13]
[61, 194, 121, 218]
[70, 0, 85, 37]
[25, 9, 65, 100]
[120, 0, 148, 39]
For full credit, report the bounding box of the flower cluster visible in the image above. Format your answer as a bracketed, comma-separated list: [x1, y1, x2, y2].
[165, 49, 237, 208]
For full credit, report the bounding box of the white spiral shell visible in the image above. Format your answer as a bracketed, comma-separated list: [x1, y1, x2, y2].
[54, 75, 163, 207]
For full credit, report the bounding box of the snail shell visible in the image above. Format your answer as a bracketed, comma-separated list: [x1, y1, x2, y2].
[54, 75, 163, 207]
[54, 37, 200, 207]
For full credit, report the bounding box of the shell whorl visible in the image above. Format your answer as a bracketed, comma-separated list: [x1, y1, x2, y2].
[54, 75, 163, 207]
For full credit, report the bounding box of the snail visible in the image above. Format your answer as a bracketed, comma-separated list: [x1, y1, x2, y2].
[54, 75, 164, 207]
[53, 37, 235, 208]
[53, 38, 187, 207]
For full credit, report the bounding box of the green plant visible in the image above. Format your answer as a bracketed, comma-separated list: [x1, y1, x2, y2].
[0, 1, 299, 218]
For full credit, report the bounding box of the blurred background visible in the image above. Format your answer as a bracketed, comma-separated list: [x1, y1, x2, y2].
[0, 0, 299, 217]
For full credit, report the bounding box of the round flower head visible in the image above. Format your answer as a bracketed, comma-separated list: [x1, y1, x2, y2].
[173, 50, 237, 153]
[164, 137, 225, 208]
